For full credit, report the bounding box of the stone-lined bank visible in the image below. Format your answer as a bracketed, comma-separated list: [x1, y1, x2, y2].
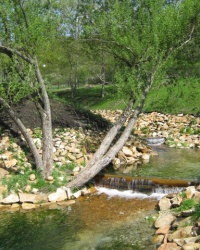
[93, 110, 200, 148]
[153, 185, 200, 250]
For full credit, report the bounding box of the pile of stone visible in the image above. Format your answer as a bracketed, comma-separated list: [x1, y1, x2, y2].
[93, 110, 200, 149]
[112, 138, 155, 172]
[0, 173, 96, 212]
[0, 126, 153, 176]
[153, 186, 200, 250]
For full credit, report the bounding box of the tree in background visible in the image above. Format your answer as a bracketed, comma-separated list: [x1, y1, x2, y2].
[0, 0, 61, 178]
[67, 0, 200, 188]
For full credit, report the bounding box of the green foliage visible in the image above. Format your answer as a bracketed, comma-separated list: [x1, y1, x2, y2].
[33, 128, 42, 139]
[0, 0, 61, 104]
[81, 0, 200, 109]
[174, 198, 196, 212]
[192, 199, 200, 222]
[1, 169, 32, 193]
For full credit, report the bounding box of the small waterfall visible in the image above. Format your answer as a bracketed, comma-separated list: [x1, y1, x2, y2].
[94, 174, 197, 196]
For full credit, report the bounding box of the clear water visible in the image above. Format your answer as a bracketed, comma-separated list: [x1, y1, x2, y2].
[0, 146, 199, 250]
[0, 194, 157, 250]
[117, 146, 200, 181]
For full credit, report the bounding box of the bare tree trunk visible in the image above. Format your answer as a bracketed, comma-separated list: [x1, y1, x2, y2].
[85, 98, 134, 169]
[101, 48, 106, 98]
[35, 59, 53, 178]
[0, 97, 43, 171]
[66, 78, 153, 188]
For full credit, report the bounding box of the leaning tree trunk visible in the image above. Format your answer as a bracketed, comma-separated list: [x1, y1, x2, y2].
[0, 97, 43, 171]
[35, 59, 53, 178]
[85, 98, 134, 169]
[66, 78, 154, 188]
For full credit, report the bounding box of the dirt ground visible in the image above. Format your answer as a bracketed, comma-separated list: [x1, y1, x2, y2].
[0, 99, 110, 132]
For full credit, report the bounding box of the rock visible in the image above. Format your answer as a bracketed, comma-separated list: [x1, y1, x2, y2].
[46, 176, 54, 181]
[112, 158, 121, 169]
[167, 226, 193, 242]
[182, 243, 200, 250]
[4, 159, 17, 168]
[152, 235, 165, 244]
[73, 190, 82, 199]
[185, 186, 196, 199]
[155, 226, 171, 235]
[81, 188, 90, 196]
[48, 188, 67, 202]
[0, 168, 9, 177]
[1, 193, 19, 204]
[29, 174, 36, 181]
[154, 212, 176, 229]
[122, 146, 133, 157]
[10, 203, 21, 211]
[19, 193, 37, 203]
[158, 197, 171, 211]
[75, 156, 85, 165]
[157, 242, 181, 250]
[57, 200, 75, 206]
[33, 194, 48, 203]
[65, 187, 72, 199]
[171, 196, 182, 208]
[22, 203, 38, 210]
[184, 235, 200, 244]
[32, 188, 39, 194]
[25, 185, 32, 192]
[0, 204, 11, 211]
[181, 208, 195, 217]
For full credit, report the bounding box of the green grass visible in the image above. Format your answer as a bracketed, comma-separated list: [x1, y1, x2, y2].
[49, 77, 200, 115]
[144, 78, 200, 115]
[49, 85, 127, 110]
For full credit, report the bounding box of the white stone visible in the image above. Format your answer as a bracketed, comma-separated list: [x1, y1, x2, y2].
[122, 146, 133, 157]
[1, 194, 19, 204]
[29, 174, 36, 181]
[73, 190, 82, 199]
[48, 188, 67, 202]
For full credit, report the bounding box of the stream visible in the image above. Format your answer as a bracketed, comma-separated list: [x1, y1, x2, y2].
[0, 146, 199, 250]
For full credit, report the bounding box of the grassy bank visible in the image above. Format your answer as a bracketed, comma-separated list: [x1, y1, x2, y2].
[50, 78, 200, 115]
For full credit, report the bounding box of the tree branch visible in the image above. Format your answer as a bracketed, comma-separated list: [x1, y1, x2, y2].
[0, 45, 34, 64]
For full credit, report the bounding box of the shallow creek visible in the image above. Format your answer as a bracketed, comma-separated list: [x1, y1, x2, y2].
[0, 146, 199, 250]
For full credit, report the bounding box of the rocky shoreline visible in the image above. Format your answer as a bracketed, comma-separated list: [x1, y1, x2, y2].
[153, 185, 200, 250]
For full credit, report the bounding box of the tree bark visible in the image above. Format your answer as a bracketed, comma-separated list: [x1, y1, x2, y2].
[0, 97, 43, 171]
[85, 98, 134, 169]
[66, 78, 153, 188]
[35, 59, 53, 178]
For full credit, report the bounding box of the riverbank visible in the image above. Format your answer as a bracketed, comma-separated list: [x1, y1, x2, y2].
[0, 111, 200, 210]
[153, 185, 200, 250]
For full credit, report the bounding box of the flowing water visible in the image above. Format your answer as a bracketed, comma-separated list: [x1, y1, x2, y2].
[0, 146, 199, 250]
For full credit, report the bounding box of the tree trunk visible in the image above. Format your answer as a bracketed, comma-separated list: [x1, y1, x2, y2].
[35, 59, 53, 178]
[66, 78, 153, 188]
[0, 97, 43, 171]
[85, 98, 134, 169]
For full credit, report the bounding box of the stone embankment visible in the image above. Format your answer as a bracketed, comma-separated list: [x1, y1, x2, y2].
[153, 185, 200, 250]
[94, 110, 200, 148]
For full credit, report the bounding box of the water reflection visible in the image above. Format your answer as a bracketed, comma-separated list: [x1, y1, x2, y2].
[0, 193, 157, 250]
[116, 146, 200, 180]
